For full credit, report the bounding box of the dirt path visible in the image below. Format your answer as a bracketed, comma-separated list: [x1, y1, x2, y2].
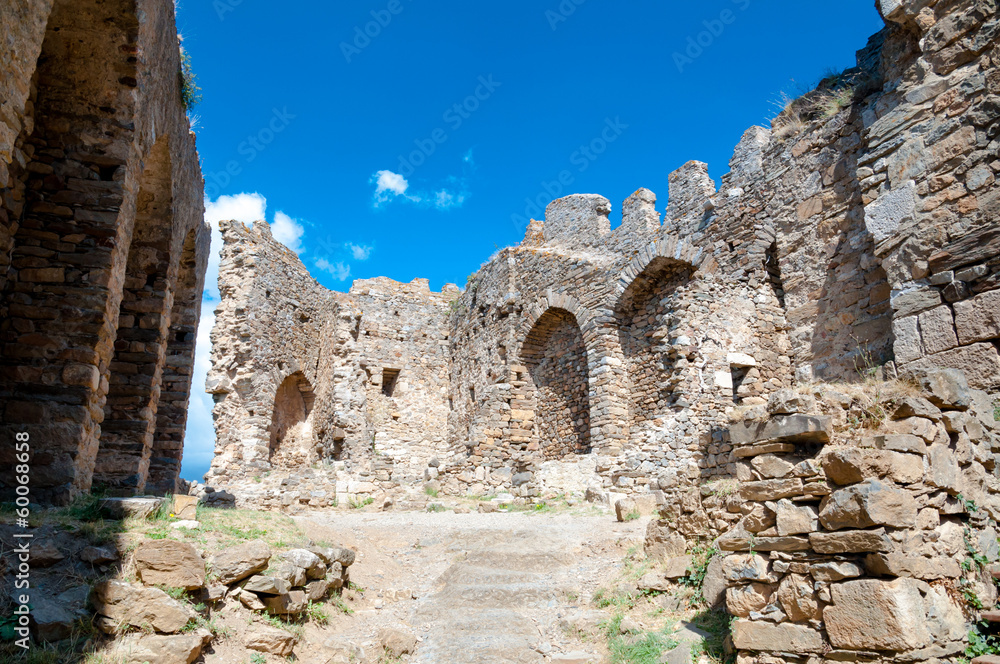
[294, 508, 649, 663]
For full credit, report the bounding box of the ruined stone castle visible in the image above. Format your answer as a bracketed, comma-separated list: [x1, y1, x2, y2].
[200, 4, 1000, 658]
[2, 0, 1000, 661]
[206, 0, 999, 500]
[0, 0, 211, 503]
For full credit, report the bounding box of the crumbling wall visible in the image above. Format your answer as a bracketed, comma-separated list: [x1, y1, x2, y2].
[713, 369, 1000, 663]
[204, 0, 1000, 516]
[206, 220, 331, 480]
[0, 0, 210, 502]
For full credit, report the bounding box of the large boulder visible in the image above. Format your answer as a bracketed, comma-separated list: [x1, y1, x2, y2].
[282, 549, 326, 580]
[92, 581, 196, 634]
[135, 540, 206, 590]
[379, 628, 418, 658]
[722, 554, 774, 584]
[809, 529, 892, 554]
[119, 629, 213, 664]
[726, 583, 773, 618]
[262, 590, 308, 616]
[209, 539, 271, 585]
[31, 598, 77, 642]
[644, 521, 686, 560]
[246, 625, 296, 656]
[913, 368, 971, 410]
[730, 415, 832, 446]
[824, 578, 931, 651]
[822, 448, 923, 485]
[243, 576, 291, 596]
[700, 555, 727, 607]
[819, 479, 917, 530]
[777, 574, 820, 621]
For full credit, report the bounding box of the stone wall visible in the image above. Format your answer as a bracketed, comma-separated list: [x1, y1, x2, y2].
[204, 0, 1000, 514]
[0, 0, 210, 503]
[711, 369, 1000, 663]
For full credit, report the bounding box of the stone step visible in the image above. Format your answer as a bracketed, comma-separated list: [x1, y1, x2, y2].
[981, 610, 1000, 623]
[971, 656, 1000, 664]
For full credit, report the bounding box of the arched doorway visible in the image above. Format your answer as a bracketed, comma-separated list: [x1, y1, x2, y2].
[93, 137, 174, 495]
[616, 256, 694, 441]
[147, 229, 199, 495]
[269, 372, 316, 465]
[521, 308, 591, 459]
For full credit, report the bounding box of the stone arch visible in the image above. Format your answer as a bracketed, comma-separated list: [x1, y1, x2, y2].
[147, 228, 200, 495]
[93, 135, 175, 495]
[615, 250, 698, 443]
[0, 0, 142, 503]
[614, 236, 710, 301]
[269, 372, 317, 464]
[520, 307, 592, 459]
[517, 291, 600, 354]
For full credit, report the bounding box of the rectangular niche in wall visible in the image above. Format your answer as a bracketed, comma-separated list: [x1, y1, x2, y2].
[382, 368, 401, 397]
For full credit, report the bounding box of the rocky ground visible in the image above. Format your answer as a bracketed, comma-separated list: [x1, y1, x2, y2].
[0, 495, 729, 664]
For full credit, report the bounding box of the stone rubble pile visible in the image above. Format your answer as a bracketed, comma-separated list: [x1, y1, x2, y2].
[90, 536, 356, 662]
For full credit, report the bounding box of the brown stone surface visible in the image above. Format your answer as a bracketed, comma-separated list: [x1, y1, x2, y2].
[825, 578, 932, 651]
[92, 580, 196, 634]
[134, 540, 206, 590]
[731, 621, 825, 654]
[0, 0, 210, 504]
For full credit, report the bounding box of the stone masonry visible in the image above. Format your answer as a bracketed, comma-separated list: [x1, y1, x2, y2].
[0, 0, 210, 503]
[207, 0, 1000, 511]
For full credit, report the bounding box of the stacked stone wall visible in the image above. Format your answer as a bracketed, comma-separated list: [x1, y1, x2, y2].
[708, 369, 1000, 664]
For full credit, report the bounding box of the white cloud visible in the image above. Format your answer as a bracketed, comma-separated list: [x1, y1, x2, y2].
[347, 243, 373, 260]
[203, 193, 267, 300]
[372, 170, 412, 207]
[370, 169, 468, 211]
[316, 258, 352, 281]
[434, 190, 466, 210]
[270, 211, 305, 254]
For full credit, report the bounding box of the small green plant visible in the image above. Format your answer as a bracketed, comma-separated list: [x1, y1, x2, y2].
[967, 622, 1000, 659]
[624, 510, 641, 522]
[424, 486, 439, 498]
[306, 601, 330, 626]
[332, 596, 355, 615]
[592, 587, 637, 611]
[250, 653, 267, 664]
[349, 497, 374, 510]
[993, 400, 999, 422]
[601, 614, 679, 664]
[427, 503, 447, 513]
[178, 46, 202, 111]
[679, 544, 719, 605]
[691, 609, 736, 664]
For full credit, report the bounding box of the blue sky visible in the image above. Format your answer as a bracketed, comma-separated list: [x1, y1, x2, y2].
[177, 0, 886, 482]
